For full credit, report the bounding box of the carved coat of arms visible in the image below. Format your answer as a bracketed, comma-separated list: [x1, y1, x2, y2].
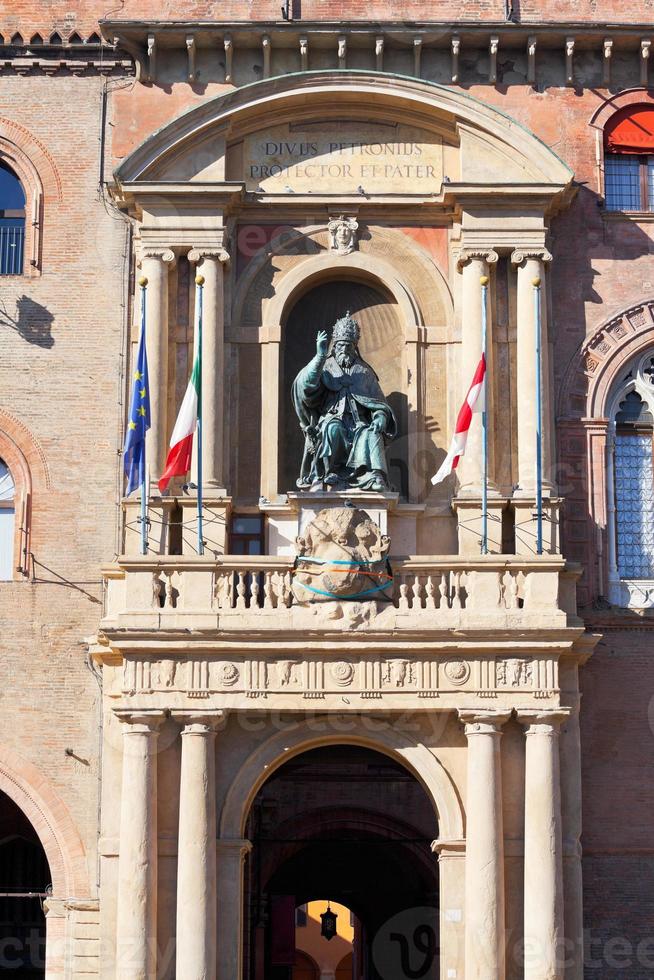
[292, 506, 391, 603]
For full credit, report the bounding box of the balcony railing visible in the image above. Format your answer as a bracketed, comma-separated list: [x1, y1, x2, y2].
[0, 224, 24, 275]
[101, 554, 580, 631]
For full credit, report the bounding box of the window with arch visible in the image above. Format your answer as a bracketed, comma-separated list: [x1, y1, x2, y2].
[608, 352, 654, 606]
[0, 160, 25, 274]
[604, 105, 654, 212]
[0, 458, 16, 579]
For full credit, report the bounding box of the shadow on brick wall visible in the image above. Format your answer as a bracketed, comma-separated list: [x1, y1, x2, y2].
[0, 295, 54, 348]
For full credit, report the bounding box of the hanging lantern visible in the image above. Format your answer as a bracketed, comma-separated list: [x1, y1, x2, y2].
[320, 902, 338, 941]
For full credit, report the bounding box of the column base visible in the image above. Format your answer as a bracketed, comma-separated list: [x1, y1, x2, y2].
[511, 497, 561, 556]
[178, 495, 232, 556]
[452, 496, 508, 555]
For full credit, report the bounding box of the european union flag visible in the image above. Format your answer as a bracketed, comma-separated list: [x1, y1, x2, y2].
[123, 314, 151, 496]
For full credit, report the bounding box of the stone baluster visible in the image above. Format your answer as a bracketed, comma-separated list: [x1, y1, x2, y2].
[518, 709, 569, 980]
[188, 248, 230, 491]
[140, 248, 175, 484]
[114, 709, 166, 980]
[216, 839, 253, 979]
[456, 249, 498, 495]
[459, 709, 510, 980]
[173, 711, 226, 980]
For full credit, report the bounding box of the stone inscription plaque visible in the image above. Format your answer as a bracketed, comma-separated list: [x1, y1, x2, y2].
[244, 121, 443, 193]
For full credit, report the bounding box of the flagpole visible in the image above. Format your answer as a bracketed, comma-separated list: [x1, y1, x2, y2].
[480, 274, 489, 555]
[195, 274, 205, 556]
[533, 276, 543, 555]
[139, 276, 148, 556]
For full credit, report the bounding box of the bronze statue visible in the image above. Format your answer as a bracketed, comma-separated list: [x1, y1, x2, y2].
[292, 312, 397, 491]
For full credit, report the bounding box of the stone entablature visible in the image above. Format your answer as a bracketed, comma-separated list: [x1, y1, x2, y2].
[110, 649, 562, 709]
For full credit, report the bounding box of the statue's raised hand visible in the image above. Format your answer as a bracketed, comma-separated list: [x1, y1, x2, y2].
[316, 330, 329, 357]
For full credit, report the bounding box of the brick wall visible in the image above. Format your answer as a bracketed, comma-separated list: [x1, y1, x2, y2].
[0, 69, 129, 894]
[6, 0, 654, 38]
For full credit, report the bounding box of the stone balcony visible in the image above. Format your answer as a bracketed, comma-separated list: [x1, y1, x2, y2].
[101, 552, 581, 633]
[97, 553, 588, 711]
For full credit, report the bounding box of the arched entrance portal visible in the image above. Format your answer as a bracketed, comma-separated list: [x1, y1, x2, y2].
[0, 790, 52, 977]
[244, 745, 439, 980]
[279, 279, 407, 496]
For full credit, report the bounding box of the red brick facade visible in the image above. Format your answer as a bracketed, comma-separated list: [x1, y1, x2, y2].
[1, 3, 653, 977]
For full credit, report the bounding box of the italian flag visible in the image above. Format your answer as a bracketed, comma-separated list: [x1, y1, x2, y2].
[431, 353, 486, 485]
[158, 349, 200, 493]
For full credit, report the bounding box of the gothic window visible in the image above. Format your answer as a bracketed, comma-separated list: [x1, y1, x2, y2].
[603, 106, 654, 212]
[0, 459, 16, 580]
[0, 161, 26, 274]
[608, 353, 654, 606]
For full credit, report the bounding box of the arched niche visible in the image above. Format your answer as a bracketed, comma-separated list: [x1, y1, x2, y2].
[278, 276, 408, 496]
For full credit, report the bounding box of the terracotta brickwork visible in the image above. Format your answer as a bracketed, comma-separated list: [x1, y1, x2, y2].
[0, 69, 129, 906]
[6, 0, 654, 38]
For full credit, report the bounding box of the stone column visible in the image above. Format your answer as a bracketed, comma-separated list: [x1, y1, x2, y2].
[188, 248, 230, 491]
[459, 709, 510, 980]
[173, 710, 226, 980]
[260, 324, 281, 501]
[140, 248, 175, 485]
[510, 249, 553, 496]
[216, 838, 252, 979]
[114, 709, 165, 980]
[431, 838, 465, 980]
[456, 249, 498, 495]
[518, 709, 569, 980]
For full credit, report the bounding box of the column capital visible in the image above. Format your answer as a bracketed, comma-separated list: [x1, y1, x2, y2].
[114, 708, 166, 733]
[510, 247, 553, 266]
[172, 708, 227, 734]
[456, 247, 499, 271]
[459, 708, 511, 735]
[431, 837, 465, 857]
[216, 838, 253, 861]
[188, 247, 230, 266]
[517, 707, 570, 733]
[140, 246, 176, 265]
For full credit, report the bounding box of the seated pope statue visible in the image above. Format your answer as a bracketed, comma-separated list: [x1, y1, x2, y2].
[292, 312, 397, 492]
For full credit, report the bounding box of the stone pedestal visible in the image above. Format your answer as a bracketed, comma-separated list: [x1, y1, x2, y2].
[178, 494, 232, 556]
[122, 498, 177, 556]
[459, 709, 510, 980]
[452, 496, 507, 555]
[512, 498, 561, 556]
[265, 491, 398, 556]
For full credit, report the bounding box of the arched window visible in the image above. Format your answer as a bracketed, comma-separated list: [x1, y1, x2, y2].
[0, 458, 16, 579]
[603, 105, 654, 212]
[607, 353, 654, 606]
[0, 161, 26, 274]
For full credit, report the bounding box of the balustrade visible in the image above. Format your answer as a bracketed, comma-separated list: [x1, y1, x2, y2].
[102, 554, 577, 628]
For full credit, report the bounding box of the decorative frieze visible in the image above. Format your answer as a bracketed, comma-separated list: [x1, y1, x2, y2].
[118, 653, 559, 702]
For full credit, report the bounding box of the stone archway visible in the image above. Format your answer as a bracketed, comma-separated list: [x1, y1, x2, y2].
[243, 744, 441, 980]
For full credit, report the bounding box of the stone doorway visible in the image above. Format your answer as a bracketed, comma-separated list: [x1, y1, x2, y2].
[0, 790, 51, 977]
[244, 745, 439, 980]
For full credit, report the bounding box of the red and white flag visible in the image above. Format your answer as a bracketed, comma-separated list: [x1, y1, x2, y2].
[431, 353, 486, 485]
